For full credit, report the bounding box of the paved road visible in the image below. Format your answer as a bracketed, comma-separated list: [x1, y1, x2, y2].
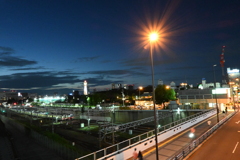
[186, 111, 240, 160]
[140, 111, 234, 160]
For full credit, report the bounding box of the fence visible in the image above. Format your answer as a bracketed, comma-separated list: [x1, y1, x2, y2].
[30, 130, 82, 160]
[168, 111, 236, 160]
[0, 109, 83, 160]
[75, 109, 216, 160]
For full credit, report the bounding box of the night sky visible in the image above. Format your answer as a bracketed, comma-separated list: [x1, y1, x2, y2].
[0, 0, 240, 95]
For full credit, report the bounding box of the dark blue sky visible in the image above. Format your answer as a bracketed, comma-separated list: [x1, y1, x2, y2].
[0, 0, 239, 95]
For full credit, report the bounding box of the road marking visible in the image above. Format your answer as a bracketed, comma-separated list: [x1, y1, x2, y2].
[232, 142, 239, 153]
[235, 121, 240, 124]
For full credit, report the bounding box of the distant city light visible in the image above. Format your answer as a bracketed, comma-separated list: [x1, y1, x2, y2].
[34, 96, 65, 103]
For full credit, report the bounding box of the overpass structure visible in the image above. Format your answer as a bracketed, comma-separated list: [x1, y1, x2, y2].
[75, 109, 218, 160]
[98, 111, 174, 140]
[97, 109, 208, 140]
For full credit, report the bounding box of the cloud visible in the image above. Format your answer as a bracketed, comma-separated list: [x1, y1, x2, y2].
[83, 69, 148, 77]
[82, 77, 123, 87]
[0, 46, 37, 67]
[0, 71, 78, 88]
[0, 46, 15, 56]
[0, 69, 131, 94]
[167, 65, 207, 70]
[10, 66, 45, 71]
[119, 56, 181, 68]
[75, 56, 100, 62]
[100, 60, 111, 63]
[0, 46, 15, 52]
[0, 56, 37, 67]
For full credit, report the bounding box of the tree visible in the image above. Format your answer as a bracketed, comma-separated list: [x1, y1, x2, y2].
[155, 84, 176, 107]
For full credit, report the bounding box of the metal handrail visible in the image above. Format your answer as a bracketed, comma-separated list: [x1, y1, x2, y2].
[75, 109, 215, 160]
[168, 111, 236, 160]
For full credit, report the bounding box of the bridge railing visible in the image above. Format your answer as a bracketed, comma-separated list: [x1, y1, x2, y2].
[168, 111, 236, 160]
[75, 109, 215, 160]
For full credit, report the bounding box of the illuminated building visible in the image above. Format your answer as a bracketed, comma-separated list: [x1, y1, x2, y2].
[84, 80, 88, 95]
[158, 79, 163, 85]
[198, 78, 221, 89]
[227, 68, 240, 81]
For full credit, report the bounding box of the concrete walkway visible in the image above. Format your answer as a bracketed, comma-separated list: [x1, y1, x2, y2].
[139, 111, 235, 160]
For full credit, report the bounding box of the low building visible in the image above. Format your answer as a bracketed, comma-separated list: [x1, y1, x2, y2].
[178, 88, 231, 111]
[198, 78, 221, 89]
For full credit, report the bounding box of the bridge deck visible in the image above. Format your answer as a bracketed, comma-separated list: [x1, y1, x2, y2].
[138, 111, 234, 160]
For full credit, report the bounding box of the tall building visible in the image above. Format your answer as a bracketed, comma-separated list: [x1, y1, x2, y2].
[227, 68, 240, 81]
[158, 79, 163, 85]
[112, 83, 115, 89]
[170, 81, 176, 89]
[198, 78, 220, 89]
[84, 80, 88, 95]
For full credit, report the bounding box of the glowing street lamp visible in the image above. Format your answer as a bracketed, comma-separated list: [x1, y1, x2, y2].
[180, 83, 187, 89]
[150, 33, 158, 41]
[149, 32, 159, 160]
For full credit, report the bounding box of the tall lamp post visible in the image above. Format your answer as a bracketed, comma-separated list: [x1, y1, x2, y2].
[149, 33, 159, 160]
[213, 64, 219, 122]
[138, 86, 143, 99]
[236, 78, 239, 110]
[229, 81, 235, 111]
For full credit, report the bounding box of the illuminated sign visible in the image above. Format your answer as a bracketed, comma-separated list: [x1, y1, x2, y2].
[212, 88, 230, 94]
[227, 69, 239, 74]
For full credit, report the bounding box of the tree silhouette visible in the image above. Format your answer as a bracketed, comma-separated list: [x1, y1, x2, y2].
[155, 84, 176, 107]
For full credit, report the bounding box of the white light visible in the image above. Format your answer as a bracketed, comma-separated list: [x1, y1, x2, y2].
[177, 108, 180, 114]
[189, 133, 194, 138]
[227, 69, 239, 74]
[212, 88, 229, 94]
[149, 33, 158, 41]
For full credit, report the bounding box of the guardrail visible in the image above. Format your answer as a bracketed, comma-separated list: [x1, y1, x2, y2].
[168, 111, 236, 160]
[75, 109, 215, 160]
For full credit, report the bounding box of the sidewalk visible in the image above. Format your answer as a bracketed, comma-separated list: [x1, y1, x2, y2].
[132, 111, 234, 160]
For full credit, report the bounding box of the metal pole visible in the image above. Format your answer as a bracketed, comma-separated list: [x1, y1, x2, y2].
[231, 84, 236, 111]
[150, 42, 159, 160]
[139, 89, 140, 100]
[213, 65, 219, 122]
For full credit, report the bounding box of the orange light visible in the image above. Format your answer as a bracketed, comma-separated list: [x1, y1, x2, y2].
[149, 33, 158, 42]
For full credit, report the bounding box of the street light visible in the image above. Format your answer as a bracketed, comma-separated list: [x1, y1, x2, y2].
[235, 78, 239, 109]
[138, 86, 143, 99]
[180, 83, 187, 89]
[229, 81, 235, 111]
[149, 32, 159, 160]
[213, 64, 219, 122]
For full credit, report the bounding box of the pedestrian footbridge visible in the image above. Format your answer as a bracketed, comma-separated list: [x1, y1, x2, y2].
[75, 109, 218, 160]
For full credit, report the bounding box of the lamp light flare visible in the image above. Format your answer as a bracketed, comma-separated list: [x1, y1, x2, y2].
[149, 33, 158, 41]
